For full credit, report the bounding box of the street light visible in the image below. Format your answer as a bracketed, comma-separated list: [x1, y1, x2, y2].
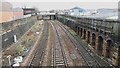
[7, 55, 11, 66]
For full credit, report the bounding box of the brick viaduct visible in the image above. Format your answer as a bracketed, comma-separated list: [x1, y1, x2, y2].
[56, 15, 120, 66]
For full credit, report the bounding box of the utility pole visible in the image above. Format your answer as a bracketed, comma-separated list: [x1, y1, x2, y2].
[7, 55, 11, 66]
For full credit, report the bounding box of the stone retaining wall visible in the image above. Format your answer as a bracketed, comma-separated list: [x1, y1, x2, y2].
[1, 16, 37, 49]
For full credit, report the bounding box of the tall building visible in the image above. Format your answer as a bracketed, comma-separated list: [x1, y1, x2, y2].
[69, 7, 85, 16]
[13, 8, 23, 20]
[0, 2, 13, 23]
[0, 2, 24, 23]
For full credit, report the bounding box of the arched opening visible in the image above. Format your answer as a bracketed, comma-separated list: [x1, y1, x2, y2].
[80, 28, 83, 37]
[50, 15, 51, 20]
[96, 29, 99, 32]
[87, 31, 90, 44]
[106, 40, 112, 59]
[53, 15, 55, 20]
[75, 26, 77, 32]
[92, 33, 96, 49]
[97, 36, 103, 56]
[83, 29, 86, 39]
[77, 27, 80, 35]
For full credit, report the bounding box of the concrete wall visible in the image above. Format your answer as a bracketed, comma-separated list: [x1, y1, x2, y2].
[1, 16, 37, 49]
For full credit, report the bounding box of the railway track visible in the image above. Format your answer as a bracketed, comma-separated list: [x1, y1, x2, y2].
[27, 20, 109, 67]
[29, 21, 48, 67]
[49, 20, 68, 67]
[29, 20, 68, 67]
[54, 20, 102, 67]
[51, 20, 87, 66]
[59, 23, 110, 67]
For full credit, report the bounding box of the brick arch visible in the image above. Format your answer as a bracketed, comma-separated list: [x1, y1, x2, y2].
[87, 31, 90, 44]
[91, 33, 96, 49]
[75, 25, 77, 32]
[106, 39, 113, 59]
[80, 28, 83, 37]
[97, 36, 104, 56]
[77, 26, 80, 35]
[83, 29, 86, 39]
[96, 28, 99, 32]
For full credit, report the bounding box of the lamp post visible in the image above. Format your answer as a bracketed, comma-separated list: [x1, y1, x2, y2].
[7, 55, 11, 66]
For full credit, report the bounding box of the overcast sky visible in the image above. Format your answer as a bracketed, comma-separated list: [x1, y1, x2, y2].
[2, 0, 119, 11]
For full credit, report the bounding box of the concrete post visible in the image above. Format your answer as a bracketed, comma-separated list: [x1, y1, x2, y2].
[13, 35, 17, 43]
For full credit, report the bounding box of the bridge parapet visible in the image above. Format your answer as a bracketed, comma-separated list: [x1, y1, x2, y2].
[37, 13, 56, 20]
[59, 15, 120, 41]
